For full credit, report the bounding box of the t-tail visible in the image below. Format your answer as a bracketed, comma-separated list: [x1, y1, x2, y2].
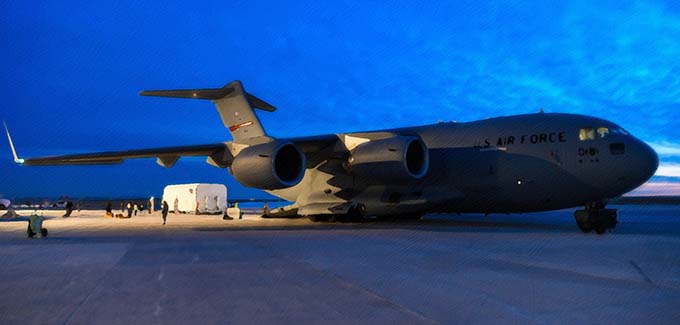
[139, 80, 275, 144]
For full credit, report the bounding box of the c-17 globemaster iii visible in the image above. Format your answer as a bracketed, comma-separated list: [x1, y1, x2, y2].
[4, 80, 658, 234]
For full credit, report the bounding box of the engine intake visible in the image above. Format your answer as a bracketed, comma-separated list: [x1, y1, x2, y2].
[348, 136, 429, 181]
[231, 141, 306, 189]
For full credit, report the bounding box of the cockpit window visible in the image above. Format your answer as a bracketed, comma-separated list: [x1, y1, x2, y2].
[580, 127, 613, 140]
[579, 127, 595, 141]
[610, 127, 629, 136]
[597, 127, 609, 138]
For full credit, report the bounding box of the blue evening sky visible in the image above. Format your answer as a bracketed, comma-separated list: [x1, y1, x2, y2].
[1, 1, 679, 199]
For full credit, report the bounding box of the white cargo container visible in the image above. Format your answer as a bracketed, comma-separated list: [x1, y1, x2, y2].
[162, 184, 227, 214]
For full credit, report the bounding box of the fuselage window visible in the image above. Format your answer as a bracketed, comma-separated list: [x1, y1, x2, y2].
[597, 127, 609, 138]
[579, 127, 595, 141]
[610, 142, 625, 155]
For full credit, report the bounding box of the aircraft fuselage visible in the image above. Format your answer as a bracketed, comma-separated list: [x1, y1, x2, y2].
[269, 113, 658, 216]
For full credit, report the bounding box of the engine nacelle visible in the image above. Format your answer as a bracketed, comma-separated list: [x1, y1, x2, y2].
[231, 141, 306, 189]
[348, 136, 429, 182]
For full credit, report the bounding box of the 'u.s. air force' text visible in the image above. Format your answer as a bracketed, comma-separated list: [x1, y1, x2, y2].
[473, 131, 567, 148]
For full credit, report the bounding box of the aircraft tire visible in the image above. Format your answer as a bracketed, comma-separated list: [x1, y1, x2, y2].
[574, 210, 592, 233]
[399, 213, 424, 220]
[577, 223, 592, 233]
[41, 228, 48, 237]
[336, 204, 367, 223]
[595, 225, 607, 234]
[308, 215, 327, 222]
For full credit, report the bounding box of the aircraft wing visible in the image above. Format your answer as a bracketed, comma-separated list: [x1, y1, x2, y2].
[13, 143, 229, 166]
[5, 120, 341, 168]
[286, 134, 342, 168]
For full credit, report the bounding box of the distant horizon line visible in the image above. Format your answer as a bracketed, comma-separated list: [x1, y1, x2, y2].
[3, 196, 283, 202]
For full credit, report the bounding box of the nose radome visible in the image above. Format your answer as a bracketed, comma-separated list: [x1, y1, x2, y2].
[632, 138, 659, 183]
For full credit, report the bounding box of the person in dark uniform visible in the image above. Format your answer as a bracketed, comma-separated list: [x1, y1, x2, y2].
[63, 201, 74, 218]
[161, 200, 169, 225]
[105, 201, 112, 217]
[127, 201, 133, 218]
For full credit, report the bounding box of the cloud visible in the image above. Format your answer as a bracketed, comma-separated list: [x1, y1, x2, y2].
[656, 163, 680, 178]
[627, 182, 680, 196]
[649, 142, 680, 157]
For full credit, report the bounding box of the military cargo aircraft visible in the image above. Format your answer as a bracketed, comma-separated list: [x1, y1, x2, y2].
[4, 81, 658, 233]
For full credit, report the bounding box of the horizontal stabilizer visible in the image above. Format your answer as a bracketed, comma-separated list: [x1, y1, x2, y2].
[139, 81, 276, 112]
[140, 80, 275, 143]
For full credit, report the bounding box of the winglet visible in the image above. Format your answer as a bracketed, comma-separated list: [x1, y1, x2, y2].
[3, 121, 24, 164]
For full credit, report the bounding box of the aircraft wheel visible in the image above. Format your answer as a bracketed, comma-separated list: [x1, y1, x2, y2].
[595, 225, 607, 234]
[41, 228, 48, 237]
[343, 204, 368, 222]
[577, 222, 592, 233]
[574, 210, 591, 233]
[308, 215, 324, 222]
[400, 213, 424, 220]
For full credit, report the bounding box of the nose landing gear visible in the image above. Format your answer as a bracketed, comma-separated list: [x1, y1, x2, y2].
[574, 202, 617, 234]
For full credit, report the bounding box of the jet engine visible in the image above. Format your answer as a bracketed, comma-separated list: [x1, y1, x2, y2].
[348, 136, 429, 181]
[230, 141, 306, 189]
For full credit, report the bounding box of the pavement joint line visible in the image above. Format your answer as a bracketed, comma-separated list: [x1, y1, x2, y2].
[60, 243, 131, 325]
[629, 260, 654, 285]
[491, 257, 676, 291]
[235, 234, 441, 324]
[294, 258, 441, 325]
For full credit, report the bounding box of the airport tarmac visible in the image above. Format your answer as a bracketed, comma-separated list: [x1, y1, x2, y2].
[1, 205, 679, 324]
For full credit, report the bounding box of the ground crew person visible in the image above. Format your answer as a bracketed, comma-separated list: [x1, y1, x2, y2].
[63, 201, 73, 218]
[27, 213, 48, 238]
[174, 198, 179, 214]
[127, 201, 132, 218]
[133, 203, 139, 216]
[161, 200, 169, 225]
[149, 196, 154, 213]
[263, 202, 270, 217]
[105, 201, 113, 217]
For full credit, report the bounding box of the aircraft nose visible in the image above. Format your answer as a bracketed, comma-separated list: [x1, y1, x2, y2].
[629, 137, 659, 184]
